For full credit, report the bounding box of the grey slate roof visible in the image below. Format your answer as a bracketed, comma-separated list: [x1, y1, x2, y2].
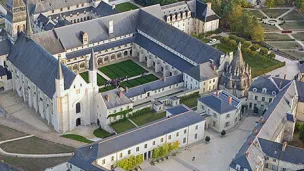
[0, 39, 11, 56]
[258, 138, 304, 164]
[161, 1, 190, 16]
[198, 90, 240, 114]
[75, 111, 205, 159]
[32, 30, 65, 54]
[230, 81, 295, 171]
[194, 0, 220, 22]
[286, 113, 295, 122]
[124, 74, 183, 98]
[137, 10, 223, 66]
[94, 1, 119, 17]
[0, 66, 7, 76]
[101, 89, 132, 109]
[184, 62, 218, 81]
[7, 33, 76, 98]
[36, 13, 49, 26]
[249, 76, 290, 95]
[296, 81, 304, 102]
[134, 34, 194, 72]
[166, 104, 190, 116]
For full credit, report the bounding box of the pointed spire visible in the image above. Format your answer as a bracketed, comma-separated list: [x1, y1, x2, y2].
[231, 42, 245, 71]
[89, 48, 96, 71]
[57, 58, 64, 80]
[25, 0, 33, 39]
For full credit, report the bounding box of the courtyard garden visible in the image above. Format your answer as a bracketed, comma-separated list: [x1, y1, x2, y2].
[93, 128, 113, 138]
[180, 92, 200, 108]
[289, 122, 304, 149]
[110, 119, 136, 133]
[61, 134, 93, 143]
[99, 60, 147, 79]
[120, 74, 158, 88]
[80, 71, 108, 86]
[130, 109, 166, 126]
[116, 2, 139, 12]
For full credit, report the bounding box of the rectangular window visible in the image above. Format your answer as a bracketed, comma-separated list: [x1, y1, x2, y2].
[194, 134, 197, 139]
[176, 132, 179, 137]
[249, 103, 252, 108]
[262, 97, 265, 101]
[269, 98, 272, 102]
[111, 156, 114, 161]
[120, 153, 123, 158]
[128, 150, 131, 155]
[144, 144, 147, 148]
[136, 147, 139, 152]
[255, 96, 258, 100]
[102, 159, 105, 164]
[226, 114, 230, 118]
[183, 137, 186, 143]
[195, 125, 198, 130]
[161, 138, 164, 142]
[153, 141, 155, 145]
[168, 135, 171, 140]
[184, 129, 187, 134]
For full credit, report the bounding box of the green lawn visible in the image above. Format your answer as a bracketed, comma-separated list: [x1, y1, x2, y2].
[261, 23, 280, 31]
[130, 111, 166, 126]
[110, 119, 136, 133]
[0, 154, 71, 171]
[261, 9, 289, 17]
[264, 33, 293, 41]
[267, 41, 301, 49]
[281, 21, 304, 30]
[99, 60, 147, 79]
[80, 72, 89, 83]
[61, 134, 93, 143]
[116, 2, 139, 12]
[282, 10, 304, 20]
[292, 32, 304, 41]
[0, 137, 74, 154]
[97, 74, 107, 86]
[0, 125, 28, 141]
[120, 74, 158, 88]
[180, 93, 200, 108]
[281, 50, 304, 60]
[93, 128, 112, 138]
[99, 85, 116, 93]
[248, 10, 265, 18]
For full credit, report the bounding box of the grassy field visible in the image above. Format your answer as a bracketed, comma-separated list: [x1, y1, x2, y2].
[261, 23, 280, 31]
[267, 41, 301, 49]
[130, 111, 166, 126]
[110, 119, 136, 133]
[97, 74, 107, 86]
[281, 21, 304, 30]
[249, 10, 265, 18]
[116, 2, 139, 12]
[264, 33, 293, 41]
[282, 10, 304, 20]
[0, 155, 71, 171]
[292, 32, 304, 40]
[0, 136, 74, 154]
[80, 72, 89, 83]
[99, 85, 116, 93]
[261, 9, 289, 17]
[120, 74, 158, 88]
[180, 93, 200, 108]
[61, 134, 93, 143]
[99, 60, 146, 79]
[93, 128, 112, 138]
[0, 125, 28, 141]
[281, 50, 304, 60]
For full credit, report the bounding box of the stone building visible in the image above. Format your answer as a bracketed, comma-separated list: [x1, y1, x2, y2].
[219, 43, 252, 98]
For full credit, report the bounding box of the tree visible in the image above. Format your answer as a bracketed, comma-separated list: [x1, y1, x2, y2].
[152, 147, 160, 159]
[299, 124, 304, 142]
[172, 141, 180, 150]
[229, 39, 237, 48]
[221, 130, 226, 137]
[243, 41, 252, 48]
[265, 0, 276, 8]
[259, 47, 269, 55]
[205, 136, 211, 143]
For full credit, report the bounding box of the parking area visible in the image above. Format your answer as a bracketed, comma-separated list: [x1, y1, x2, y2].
[143, 116, 259, 171]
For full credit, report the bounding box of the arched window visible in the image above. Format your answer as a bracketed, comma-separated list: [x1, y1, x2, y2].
[111, 54, 115, 60]
[76, 102, 81, 113]
[73, 64, 78, 70]
[253, 88, 257, 92]
[117, 53, 122, 58]
[124, 51, 128, 56]
[98, 58, 103, 65]
[80, 62, 85, 68]
[272, 91, 276, 96]
[262, 88, 267, 93]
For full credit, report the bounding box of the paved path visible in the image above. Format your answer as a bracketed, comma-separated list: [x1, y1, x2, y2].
[97, 70, 111, 81]
[128, 118, 138, 127]
[172, 157, 201, 171]
[0, 135, 73, 158]
[278, 7, 295, 18]
[266, 55, 299, 79]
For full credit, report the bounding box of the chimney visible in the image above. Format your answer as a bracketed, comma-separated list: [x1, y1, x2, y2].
[279, 81, 282, 89]
[216, 90, 220, 97]
[284, 74, 287, 80]
[282, 142, 287, 151]
[81, 32, 88, 45]
[162, 76, 166, 82]
[228, 96, 232, 105]
[245, 151, 249, 157]
[254, 129, 258, 135]
[109, 20, 114, 34]
[105, 94, 110, 102]
[125, 87, 129, 92]
[118, 90, 122, 98]
[259, 117, 264, 124]
[206, 2, 212, 9]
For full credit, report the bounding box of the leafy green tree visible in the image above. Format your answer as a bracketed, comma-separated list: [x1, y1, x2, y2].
[259, 47, 269, 55]
[299, 124, 304, 142]
[265, 0, 276, 7]
[152, 147, 160, 159]
[243, 41, 252, 48]
[172, 141, 180, 150]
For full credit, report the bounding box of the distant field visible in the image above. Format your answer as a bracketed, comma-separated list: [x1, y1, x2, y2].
[120, 74, 158, 88]
[267, 41, 301, 49]
[282, 10, 304, 20]
[262, 9, 289, 17]
[292, 32, 304, 41]
[281, 21, 304, 30]
[264, 33, 293, 41]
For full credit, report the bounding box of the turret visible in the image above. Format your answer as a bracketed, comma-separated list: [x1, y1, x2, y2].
[56, 58, 64, 97]
[25, 0, 33, 39]
[89, 48, 97, 86]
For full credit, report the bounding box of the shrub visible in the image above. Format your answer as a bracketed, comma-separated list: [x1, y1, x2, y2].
[229, 39, 237, 48]
[259, 47, 269, 55]
[221, 37, 230, 44]
[267, 53, 276, 59]
[250, 51, 259, 57]
[243, 41, 252, 48]
[205, 136, 210, 142]
[221, 130, 226, 137]
[299, 124, 304, 142]
[252, 44, 261, 50]
[229, 35, 238, 41]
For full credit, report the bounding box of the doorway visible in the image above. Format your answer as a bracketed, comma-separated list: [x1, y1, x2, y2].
[76, 118, 81, 126]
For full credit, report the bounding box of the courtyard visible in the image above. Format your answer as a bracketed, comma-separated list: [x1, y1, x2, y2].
[143, 116, 260, 171]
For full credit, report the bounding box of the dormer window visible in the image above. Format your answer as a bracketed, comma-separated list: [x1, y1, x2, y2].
[262, 88, 267, 93]
[272, 91, 276, 96]
[235, 164, 241, 171]
[253, 88, 257, 92]
[81, 32, 88, 45]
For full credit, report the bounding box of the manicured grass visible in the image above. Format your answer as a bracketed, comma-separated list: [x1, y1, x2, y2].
[292, 32, 304, 41]
[97, 74, 107, 86]
[131, 111, 166, 126]
[264, 33, 293, 41]
[261, 23, 280, 31]
[261, 9, 289, 18]
[80, 72, 89, 83]
[249, 10, 265, 18]
[282, 10, 304, 20]
[120, 74, 158, 88]
[213, 43, 236, 53]
[93, 128, 112, 138]
[116, 2, 139, 12]
[110, 119, 136, 133]
[99, 60, 147, 79]
[99, 85, 116, 93]
[0, 136, 75, 154]
[0, 154, 71, 171]
[61, 134, 93, 143]
[0, 125, 28, 141]
[267, 41, 301, 49]
[281, 21, 304, 30]
[180, 93, 200, 108]
[281, 50, 304, 60]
